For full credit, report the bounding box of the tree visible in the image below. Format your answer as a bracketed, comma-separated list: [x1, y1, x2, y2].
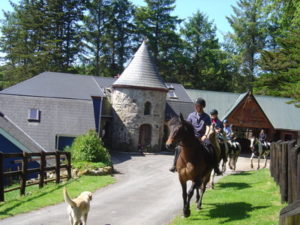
[81, 0, 111, 76]
[135, 0, 182, 81]
[179, 11, 237, 91]
[0, 0, 84, 87]
[227, 0, 267, 89]
[254, 0, 300, 106]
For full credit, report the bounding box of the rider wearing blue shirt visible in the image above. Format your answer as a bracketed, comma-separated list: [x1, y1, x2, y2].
[223, 119, 233, 140]
[169, 97, 222, 175]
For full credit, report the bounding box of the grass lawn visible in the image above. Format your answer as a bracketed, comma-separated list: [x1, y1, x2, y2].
[171, 169, 286, 225]
[0, 175, 115, 219]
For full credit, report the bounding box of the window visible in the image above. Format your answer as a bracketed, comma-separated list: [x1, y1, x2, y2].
[144, 102, 152, 115]
[55, 135, 76, 151]
[168, 90, 178, 99]
[28, 108, 40, 122]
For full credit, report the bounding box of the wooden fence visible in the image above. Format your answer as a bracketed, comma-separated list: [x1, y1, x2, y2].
[270, 140, 300, 225]
[0, 151, 71, 202]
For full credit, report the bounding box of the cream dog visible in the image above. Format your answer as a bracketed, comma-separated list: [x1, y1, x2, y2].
[63, 187, 92, 225]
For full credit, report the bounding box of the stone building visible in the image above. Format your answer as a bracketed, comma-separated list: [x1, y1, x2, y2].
[108, 41, 168, 152]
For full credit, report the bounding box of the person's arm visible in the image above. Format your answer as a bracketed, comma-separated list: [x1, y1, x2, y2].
[201, 117, 211, 141]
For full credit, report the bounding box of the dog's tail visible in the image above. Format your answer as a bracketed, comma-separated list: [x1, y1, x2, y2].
[63, 187, 76, 208]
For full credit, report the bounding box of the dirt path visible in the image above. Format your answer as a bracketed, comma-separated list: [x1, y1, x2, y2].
[0, 152, 268, 225]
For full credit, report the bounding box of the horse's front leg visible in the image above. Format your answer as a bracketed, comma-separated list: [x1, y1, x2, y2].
[185, 182, 197, 217]
[250, 152, 255, 169]
[180, 179, 189, 218]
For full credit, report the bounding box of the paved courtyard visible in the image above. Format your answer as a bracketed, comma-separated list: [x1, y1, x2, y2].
[0, 152, 268, 225]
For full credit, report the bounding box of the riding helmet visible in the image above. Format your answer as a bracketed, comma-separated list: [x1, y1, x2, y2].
[210, 109, 218, 115]
[223, 119, 228, 123]
[195, 97, 206, 107]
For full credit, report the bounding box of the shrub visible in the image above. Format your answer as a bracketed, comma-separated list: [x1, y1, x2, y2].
[69, 130, 111, 165]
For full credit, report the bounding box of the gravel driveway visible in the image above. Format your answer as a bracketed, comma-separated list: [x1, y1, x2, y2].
[0, 152, 268, 225]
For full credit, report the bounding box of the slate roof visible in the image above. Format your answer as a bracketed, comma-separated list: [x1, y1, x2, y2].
[0, 112, 46, 152]
[113, 41, 168, 92]
[186, 89, 300, 131]
[0, 72, 105, 100]
[187, 89, 240, 119]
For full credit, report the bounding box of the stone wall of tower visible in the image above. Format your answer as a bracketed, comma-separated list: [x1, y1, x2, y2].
[110, 87, 166, 152]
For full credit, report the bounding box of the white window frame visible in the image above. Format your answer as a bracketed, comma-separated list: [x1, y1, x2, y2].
[28, 108, 40, 122]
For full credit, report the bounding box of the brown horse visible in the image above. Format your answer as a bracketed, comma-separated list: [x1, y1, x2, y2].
[166, 114, 215, 217]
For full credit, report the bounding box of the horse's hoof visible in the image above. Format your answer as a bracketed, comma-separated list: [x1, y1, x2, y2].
[184, 209, 191, 218]
[250, 165, 253, 169]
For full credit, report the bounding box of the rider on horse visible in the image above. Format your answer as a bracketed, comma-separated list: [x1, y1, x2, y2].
[169, 98, 222, 175]
[210, 109, 223, 135]
[259, 129, 268, 148]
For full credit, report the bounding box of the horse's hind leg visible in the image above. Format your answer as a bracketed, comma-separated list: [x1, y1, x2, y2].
[195, 188, 200, 203]
[257, 155, 261, 170]
[210, 172, 215, 189]
[263, 154, 268, 168]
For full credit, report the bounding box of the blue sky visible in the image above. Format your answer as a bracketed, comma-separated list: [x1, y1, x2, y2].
[0, 0, 238, 42]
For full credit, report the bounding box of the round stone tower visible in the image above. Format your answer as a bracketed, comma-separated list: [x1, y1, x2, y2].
[111, 41, 168, 152]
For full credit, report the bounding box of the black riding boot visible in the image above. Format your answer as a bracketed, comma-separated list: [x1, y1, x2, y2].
[169, 147, 180, 172]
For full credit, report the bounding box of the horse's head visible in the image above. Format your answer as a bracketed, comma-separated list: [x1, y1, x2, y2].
[165, 113, 194, 149]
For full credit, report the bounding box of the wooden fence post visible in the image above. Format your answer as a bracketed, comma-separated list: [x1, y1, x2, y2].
[281, 142, 289, 203]
[66, 152, 71, 180]
[270, 142, 275, 178]
[55, 151, 60, 184]
[39, 151, 46, 188]
[297, 147, 300, 200]
[0, 152, 4, 202]
[20, 152, 28, 196]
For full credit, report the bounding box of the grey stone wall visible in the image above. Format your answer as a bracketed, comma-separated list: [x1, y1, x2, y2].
[110, 88, 166, 152]
[0, 95, 96, 151]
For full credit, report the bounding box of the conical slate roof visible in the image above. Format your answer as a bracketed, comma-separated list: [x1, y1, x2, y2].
[113, 41, 168, 92]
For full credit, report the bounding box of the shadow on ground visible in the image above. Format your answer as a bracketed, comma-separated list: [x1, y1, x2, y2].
[191, 202, 268, 224]
[218, 182, 252, 190]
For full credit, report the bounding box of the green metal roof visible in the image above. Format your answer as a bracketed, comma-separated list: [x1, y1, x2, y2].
[186, 89, 240, 119]
[186, 89, 300, 131]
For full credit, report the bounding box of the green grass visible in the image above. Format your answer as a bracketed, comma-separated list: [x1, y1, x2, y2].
[171, 169, 286, 225]
[0, 175, 115, 219]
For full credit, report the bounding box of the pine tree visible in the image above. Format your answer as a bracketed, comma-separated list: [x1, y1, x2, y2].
[254, 0, 300, 106]
[0, 0, 84, 87]
[134, 0, 182, 81]
[227, 0, 267, 89]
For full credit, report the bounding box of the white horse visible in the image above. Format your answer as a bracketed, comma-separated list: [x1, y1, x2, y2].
[227, 139, 241, 171]
[250, 137, 270, 169]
